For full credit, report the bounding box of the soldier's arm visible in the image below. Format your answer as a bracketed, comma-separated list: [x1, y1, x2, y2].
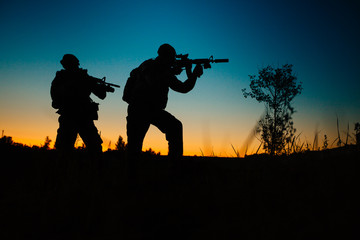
[88, 75, 107, 100]
[170, 64, 203, 93]
[169, 75, 197, 93]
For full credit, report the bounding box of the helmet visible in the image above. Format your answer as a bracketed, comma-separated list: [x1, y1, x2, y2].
[157, 44, 176, 66]
[60, 54, 79, 69]
[157, 44, 176, 58]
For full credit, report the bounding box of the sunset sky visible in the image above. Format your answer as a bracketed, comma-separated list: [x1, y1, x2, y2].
[1, 0, 359, 156]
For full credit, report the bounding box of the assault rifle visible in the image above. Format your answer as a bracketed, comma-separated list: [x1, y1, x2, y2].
[95, 77, 120, 93]
[173, 54, 229, 75]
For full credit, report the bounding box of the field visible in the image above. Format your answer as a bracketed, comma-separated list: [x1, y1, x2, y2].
[1, 143, 359, 239]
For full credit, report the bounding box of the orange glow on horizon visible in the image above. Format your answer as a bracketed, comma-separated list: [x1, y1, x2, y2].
[2, 105, 353, 158]
[7, 133, 262, 157]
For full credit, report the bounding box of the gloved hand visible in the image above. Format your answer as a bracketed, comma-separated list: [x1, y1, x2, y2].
[193, 64, 203, 78]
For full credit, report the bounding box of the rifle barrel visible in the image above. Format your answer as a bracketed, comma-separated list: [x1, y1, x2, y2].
[105, 82, 120, 88]
[175, 55, 229, 69]
[213, 59, 229, 63]
[189, 58, 229, 64]
[97, 77, 120, 88]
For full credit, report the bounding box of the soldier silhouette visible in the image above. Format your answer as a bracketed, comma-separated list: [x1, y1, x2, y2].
[123, 44, 203, 160]
[51, 54, 113, 153]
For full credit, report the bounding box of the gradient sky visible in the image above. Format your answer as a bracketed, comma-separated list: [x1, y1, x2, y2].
[1, 0, 359, 156]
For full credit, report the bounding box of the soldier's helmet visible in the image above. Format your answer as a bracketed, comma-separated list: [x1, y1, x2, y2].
[60, 54, 80, 70]
[157, 44, 176, 66]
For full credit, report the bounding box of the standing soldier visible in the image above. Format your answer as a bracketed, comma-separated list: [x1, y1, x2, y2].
[123, 44, 203, 160]
[51, 54, 114, 154]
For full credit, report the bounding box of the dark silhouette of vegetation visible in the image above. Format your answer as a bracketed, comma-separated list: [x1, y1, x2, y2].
[323, 134, 329, 150]
[242, 64, 302, 155]
[1, 137, 359, 239]
[0, 134, 13, 145]
[332, 116, 343, 147]
[144, 147, 161, 156]
[41, 136, 52, 150]
[115, 135, 127, 152]
[354, 122, 360, 146]
[1, 133, 359, 239]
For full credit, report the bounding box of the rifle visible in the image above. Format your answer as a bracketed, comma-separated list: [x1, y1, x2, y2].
[173, 54, 229, 75]
[96, 77, 120, 93]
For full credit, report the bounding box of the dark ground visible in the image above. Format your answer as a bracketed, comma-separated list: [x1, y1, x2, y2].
[1, 144, 359, 239]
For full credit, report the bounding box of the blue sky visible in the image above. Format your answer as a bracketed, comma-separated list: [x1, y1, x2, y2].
[1, 0, 359, 155]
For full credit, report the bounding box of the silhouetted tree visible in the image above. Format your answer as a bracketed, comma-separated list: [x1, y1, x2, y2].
[242, 64, 302, 155]
[41, 136, 52, 150]
[115, 135, 127, 152]
[0, 135, 13, 145]
[144, 148, 160, 156]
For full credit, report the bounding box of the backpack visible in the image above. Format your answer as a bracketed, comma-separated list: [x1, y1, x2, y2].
[122, 59, 153, 104]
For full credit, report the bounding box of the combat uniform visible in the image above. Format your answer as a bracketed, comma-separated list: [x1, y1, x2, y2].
[125, 58, 197, 159]
[51, 68, 106, 153]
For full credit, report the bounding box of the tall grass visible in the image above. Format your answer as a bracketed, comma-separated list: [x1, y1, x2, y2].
[231, 144, 240, 158]
[230, 117, 359, 157]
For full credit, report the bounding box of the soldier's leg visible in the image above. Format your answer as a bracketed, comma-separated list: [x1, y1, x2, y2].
[126, 106, 151, 158]
[126, 106, 151, 186]
[78, 119, 103, 154]
[78, 120, 103, 179]
[54, 116, 78, 185]
[151, 110, 183, 159]
[55, 115, 78, 151]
